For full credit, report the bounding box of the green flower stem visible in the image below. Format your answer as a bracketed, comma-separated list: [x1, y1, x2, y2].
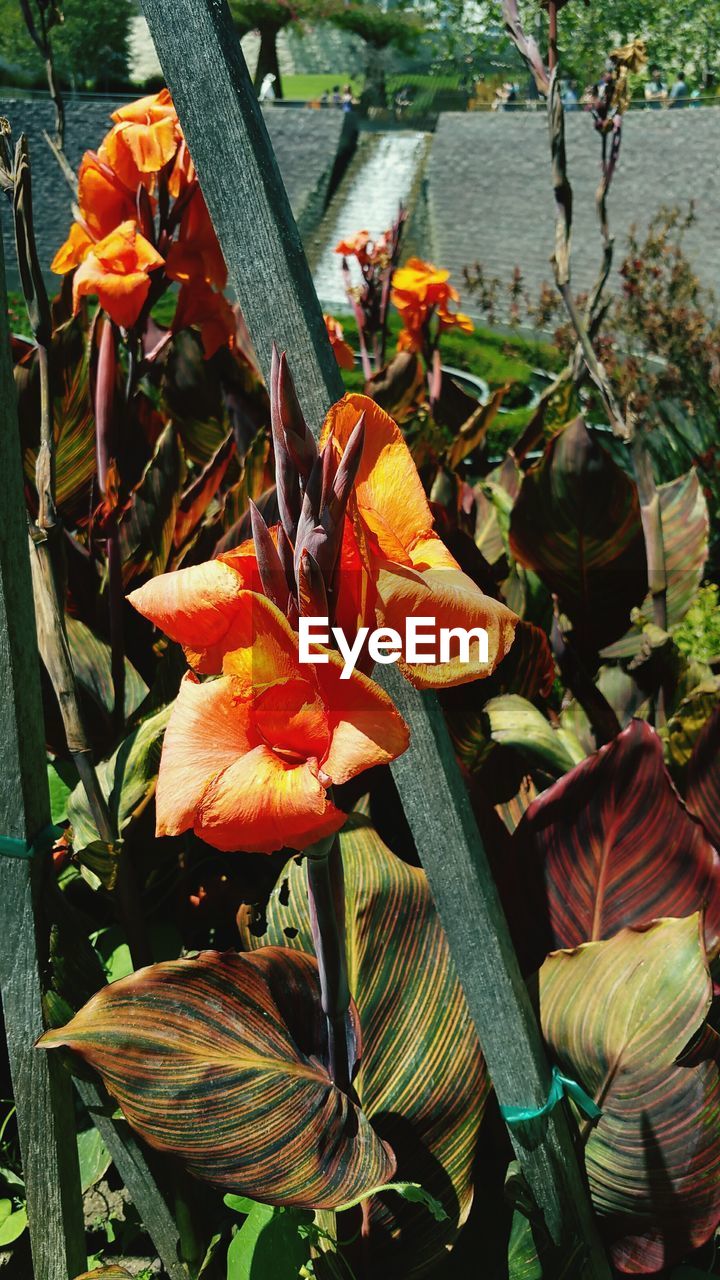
[306, 834, 352, 1093]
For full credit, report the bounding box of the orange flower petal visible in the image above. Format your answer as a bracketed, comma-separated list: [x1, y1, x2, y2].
[78, 152, 136, 239]
[127, 558, 259, 673]
[316, 651, 409, 784]
[155, 671, 255, 837]
[322, 394, 434, 560]
[195, 745, 344, 854]
[52, 221, 93, 274]
[375, 559, 517, 688]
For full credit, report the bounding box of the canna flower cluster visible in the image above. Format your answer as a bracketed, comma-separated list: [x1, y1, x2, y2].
[335, 210, 406, 379]
[129, 351, 516, 854]
[391, 257, 474, 355]
[52, 90, 233, 355]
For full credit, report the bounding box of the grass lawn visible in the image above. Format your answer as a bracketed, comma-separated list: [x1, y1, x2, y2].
[280, 74, 364, 100]
[335, 311, 562, 456]
[7, 287, 561, 457]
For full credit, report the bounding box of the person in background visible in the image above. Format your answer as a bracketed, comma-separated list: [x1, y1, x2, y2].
[332, 85, 341, 107]
[561, 78, 579, 111]
[669, 71, 690, 107]
[259, 72, 276, 103]
[644, 65, 667, 108]
[342, 84, 354, 112]
[320, 88, 330, 108]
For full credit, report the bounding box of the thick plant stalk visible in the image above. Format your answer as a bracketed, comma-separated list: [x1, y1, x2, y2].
[93, 317, 126, 729]
[306, 836, 353, 1093]
[18, 0, 65, 150]
[504, 5, 668, 674]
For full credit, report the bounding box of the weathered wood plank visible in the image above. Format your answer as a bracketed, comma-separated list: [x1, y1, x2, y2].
[0, 233, 86, 1278]
[76, 1079, 190, 1280]
[139, 3, 611, 1272]
[141, 0, 344, 426]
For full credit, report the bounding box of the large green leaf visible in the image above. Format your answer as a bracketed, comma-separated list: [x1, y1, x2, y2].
[66, 616, 148, 725]
[67, 704, 172, 856]
[686, 704, 720, 848]
[443, 622, 555, 774]
[240, 819, 487, 1277]
[118, 424, 185, 585]
[484, 694, 586, 780]
[509, 418, 648, 653]
[540, 916, 720, 1273]
[513, 720, 720, 966]
[40, 947, 394, 1208]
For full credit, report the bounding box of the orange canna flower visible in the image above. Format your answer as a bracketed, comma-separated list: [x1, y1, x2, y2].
[72, 220, 165, 329]
[52, 220, 95, 275]
[165, 188, 227, 290]
[52, 152, 138, 274]
[150, 589, 409, 853]
[324, 314, 355, 370]
[131, 392, 516, 690]
[101, 89, 180, 191]
[173, 281, 237, 359]
[321, 394, 516, 687]
[128, 546, 262, 674]
[334, 230, 373, 267]
[392, 256, 474, 351]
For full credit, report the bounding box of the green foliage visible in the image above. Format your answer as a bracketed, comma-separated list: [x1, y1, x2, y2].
[0, 0, 133, 89]
[675, 583, 720, 664]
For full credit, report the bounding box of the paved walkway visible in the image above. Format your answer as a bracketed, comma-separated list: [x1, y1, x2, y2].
[427, 109, 720, 305]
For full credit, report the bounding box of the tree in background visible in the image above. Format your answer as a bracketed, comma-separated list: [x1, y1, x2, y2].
[328, 3, 424, 107]
[229, 0, 336, 99]
[514, 0, 720, 90]
[0, 0, 133, 96]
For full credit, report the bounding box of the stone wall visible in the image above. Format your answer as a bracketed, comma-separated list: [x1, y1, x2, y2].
[0, 97, 355, 286]
[427, 110, 720, 303]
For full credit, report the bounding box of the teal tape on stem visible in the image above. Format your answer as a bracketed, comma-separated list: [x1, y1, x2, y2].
[500, 1065, 602, 1126]
[0, 822, 61, 861]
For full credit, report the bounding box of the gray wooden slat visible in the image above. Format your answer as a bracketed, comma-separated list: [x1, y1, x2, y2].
[141, 0, 344, 426]
[0, 233, 86, 1279]
[138, 2, 611, 1272]
[76, 1080, 190, 1280]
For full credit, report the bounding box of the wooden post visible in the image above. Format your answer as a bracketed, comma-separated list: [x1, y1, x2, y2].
[139, 3, 611, 1272]
[0, 234, 86, 1277]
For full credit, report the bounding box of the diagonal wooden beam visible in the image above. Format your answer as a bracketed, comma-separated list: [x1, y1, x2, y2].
[0, 232, 86, 1280]
[139, 2, 611, 1273]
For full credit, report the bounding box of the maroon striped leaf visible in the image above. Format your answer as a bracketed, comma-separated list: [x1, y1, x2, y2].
[540, 916, 720, 1273]
[118, 424, 186, 585]
[512, 719, 720, 968]
[509, 418, 648, 654]
[686, 704, 720, 848]
[602, 470, 709, 659]
[239, 818, 487, 1277]
[172, 429, 235, 552]
[39, 947, 395, 1208]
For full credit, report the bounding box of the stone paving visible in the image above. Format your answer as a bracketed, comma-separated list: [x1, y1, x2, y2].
[0, 97, 354, 287]
[427, 109, 720, 306]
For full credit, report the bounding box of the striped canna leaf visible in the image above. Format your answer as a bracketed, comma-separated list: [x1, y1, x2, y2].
[509, 721, 717, 967]
[540, 915, 720, 1273]
[512, 719, 720, 971]
[39, 947, 395, 1208]
[602, 470, 709, 660]
[240, 817, 487, 1277]
[686, 703, 720, 847]
[509, 417, 648, 654]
